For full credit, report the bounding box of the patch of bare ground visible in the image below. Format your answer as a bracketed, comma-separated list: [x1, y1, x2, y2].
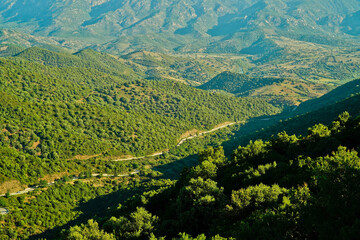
[69, 152, 104, 160]
[179, 129, 200, 140]
[30, 141, 40, 149]
[213, 121, 234, 129]
[0, 180, 25, 194]
[102, 154, 135, 160]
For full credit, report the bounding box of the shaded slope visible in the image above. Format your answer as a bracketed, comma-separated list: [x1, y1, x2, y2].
[296, 78, 360, 114]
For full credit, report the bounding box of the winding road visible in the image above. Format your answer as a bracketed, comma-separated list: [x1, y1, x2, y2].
[113, 121, 242, 162]
[0, 121, 241, 213]
[0, 171, 140, 201]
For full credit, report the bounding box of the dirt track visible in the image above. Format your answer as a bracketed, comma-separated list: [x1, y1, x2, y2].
[112, 121, 242, 162]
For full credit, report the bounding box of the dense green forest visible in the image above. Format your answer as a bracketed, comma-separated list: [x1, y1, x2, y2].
[0, 46, 360, 240]
[1, 1, 360, 239]
[0, 48, 279, 162]
[199, 72, 283, 95]
[2, 111, 359, 239]
[198, 71, 333, 108]
[50, 111, 360, 240]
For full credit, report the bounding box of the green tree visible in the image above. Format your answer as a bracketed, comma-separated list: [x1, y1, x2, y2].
[67, 219, 116, 240]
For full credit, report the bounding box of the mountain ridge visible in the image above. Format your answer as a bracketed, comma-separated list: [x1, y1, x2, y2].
[0, 0, 359, 54]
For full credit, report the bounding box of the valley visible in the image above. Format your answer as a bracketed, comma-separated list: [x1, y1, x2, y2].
[0, 0, 360, 239]
[0, 44, 359, 240]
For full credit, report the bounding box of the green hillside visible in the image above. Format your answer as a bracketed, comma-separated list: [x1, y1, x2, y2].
[0, 48, 279, 161]
[9, 110, 357, 240]
[1, 1, 360, 239]
[2, 81, 360, 239]
[199, 71, 332, 107]
[199, 71, 283, 94]
[296, 78, 360, 114]
[0, 44, 24, 57]
[15, 47, 139, 79]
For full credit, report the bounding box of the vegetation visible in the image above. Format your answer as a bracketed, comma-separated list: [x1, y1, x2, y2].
[199, 72, 283, 95]
[0, 174, 175, 239]
[52, 112, 360, 240]
[0, 48, 279, 164]
[0, 6, 360, 237]
[199, 71, 332, 107]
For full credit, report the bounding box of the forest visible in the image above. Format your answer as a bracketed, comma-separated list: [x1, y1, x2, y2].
[0, 48, 279, 162]
[2, 111, 360, 239]
[1, 0, 360, 239]
[0, 46, 360, 240]
[61, 111, 360, 240]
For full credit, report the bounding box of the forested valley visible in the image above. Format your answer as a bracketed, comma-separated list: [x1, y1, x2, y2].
[0, 45, 359, 240]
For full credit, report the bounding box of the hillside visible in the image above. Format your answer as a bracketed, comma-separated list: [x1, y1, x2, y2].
[121, 50, 241, 85]
[1, 1, 360, 239]
[4, 109, 359, 239]
[199, 72, 283, 94]
[15, 47, 140, 79]
[295, 78, 360, 114]
[0, 48, 280, 162]
[199, 71, 333, 107]
[1, 68, 359, 240]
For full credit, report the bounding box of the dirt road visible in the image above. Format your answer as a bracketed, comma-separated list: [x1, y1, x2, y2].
[0, 207, 9, 215]
[113, 121, 242, 162]
[0, 171, 139, 198]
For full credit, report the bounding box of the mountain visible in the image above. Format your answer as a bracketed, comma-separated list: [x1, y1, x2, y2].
[1, 0, 359, 83]
[0, 0, 359, 52]
[0, 1, 360, 84]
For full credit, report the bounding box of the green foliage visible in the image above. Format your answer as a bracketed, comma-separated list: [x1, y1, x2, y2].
[0, 50, 279, 163]
[307, 123, 331, 138]
[105, 207, 159, 239]
[230, 184, 286, 211]
[93, 112, 360, 240]
[199, 71, 283, 96]
[67, 220, 116, 240]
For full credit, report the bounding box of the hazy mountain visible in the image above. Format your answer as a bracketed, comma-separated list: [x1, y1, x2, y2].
[0, 0, 359, 53]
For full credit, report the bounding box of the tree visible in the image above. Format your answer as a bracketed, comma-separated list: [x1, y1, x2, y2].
[67, 219, 116, 240]
[176, 177, 225, 234]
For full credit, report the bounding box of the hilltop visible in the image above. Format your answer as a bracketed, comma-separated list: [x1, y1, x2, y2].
[199, 71, 333, 107]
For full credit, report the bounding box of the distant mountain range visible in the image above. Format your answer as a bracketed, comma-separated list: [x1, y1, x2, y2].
[0, 0, 360, 54]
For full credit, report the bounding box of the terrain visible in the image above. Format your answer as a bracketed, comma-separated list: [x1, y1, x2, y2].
[1, 79, 360, 239]
[0, 0, 360, 239]
[199, 71, 333, 107]
[1, 0, 360, 84]
[0, 46, 359, 239]
[0, 47, 279, 186]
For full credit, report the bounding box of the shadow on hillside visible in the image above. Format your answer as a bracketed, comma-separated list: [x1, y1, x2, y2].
[27, 112, 295, 240]
[27, 154, 199, 239]
[154, 154, 199, 180]
[28, 186, 141, 240]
